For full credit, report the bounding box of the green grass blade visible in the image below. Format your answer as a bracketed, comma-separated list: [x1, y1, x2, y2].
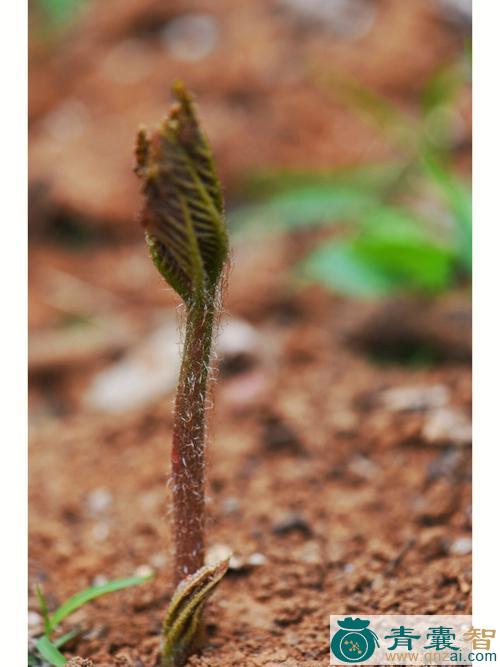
[49, 574, 152, 631]
[35, 636, 67, 667]
[35, 585, 52, 638]
[54, 629, 80, 649]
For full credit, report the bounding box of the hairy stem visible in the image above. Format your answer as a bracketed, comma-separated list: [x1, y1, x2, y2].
[172, 294, 216, 585]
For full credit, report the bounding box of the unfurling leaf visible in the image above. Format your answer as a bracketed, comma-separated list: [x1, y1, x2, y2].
[161, 559, 230, 667]
[135, 82, 228, 305]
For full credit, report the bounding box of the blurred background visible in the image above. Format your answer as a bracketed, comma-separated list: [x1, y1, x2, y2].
[29, 0, 471, 425]
[28, 2, 473, 661]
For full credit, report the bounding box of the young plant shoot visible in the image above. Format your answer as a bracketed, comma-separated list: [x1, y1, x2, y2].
[135, 82, 230, 666]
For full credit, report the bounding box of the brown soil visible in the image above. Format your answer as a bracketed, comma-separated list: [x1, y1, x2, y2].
[29, 252, 472, 665]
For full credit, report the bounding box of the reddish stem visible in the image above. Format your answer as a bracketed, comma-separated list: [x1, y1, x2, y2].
[171, 299, 215, 584]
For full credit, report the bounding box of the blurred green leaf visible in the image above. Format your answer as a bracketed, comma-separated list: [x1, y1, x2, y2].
[358, 206, 454, 291]
[230, 185, 378, 229]
[301, 240, 399, 297]
[301, 206, 455, 297]
[421, 63, 465, 115]
[422, 152, 472, 270]
[321, 52, 470, 161]
[241, 163, 404, 199]
[318, 68, 417, 155]
[322, 70, 411, 138]
[464, 38, 472, 70]
[38, 0, 84, 24]
[48, 574, 152, 632]
[420, 59, 470, 152]
[35, 636, 66, 667]
[236, 51, 471, 298]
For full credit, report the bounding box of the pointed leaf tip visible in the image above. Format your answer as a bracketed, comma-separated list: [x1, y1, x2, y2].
[172, 79, 189, 103]
[135, 126, 150, 174]
[136, 84, 228, 305]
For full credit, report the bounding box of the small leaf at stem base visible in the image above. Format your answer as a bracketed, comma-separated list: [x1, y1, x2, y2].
[161, 559, 229, 667]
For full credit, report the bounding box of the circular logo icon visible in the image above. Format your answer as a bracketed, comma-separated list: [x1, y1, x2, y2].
[330, 618, 379, 663]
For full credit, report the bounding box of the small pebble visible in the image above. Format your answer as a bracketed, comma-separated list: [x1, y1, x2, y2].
[101, 39, 152, 85]
[206, 544, 266, 571]
[221, 496, 240, 514]
[92, 521, 110, 542]
[272, 512, 312, 537]
[28, 610, 42, 628]
[281, 0, 377, 39]
[228, 554, 245, 570]
[84, 318, 180, 413]
[150, 552, 167, 569]
[134, 564, 154, 578]
[247, 552, 267, 567]
[92, 574, 109, 586]
[139, 490, 159, 511]
[211, 546, 243, 571]
[161, 14, 219, 62]
[82, 624, 108, 641]
[87, 488, 113, 515]
[299, 541, 322, 564]
[42, 99, 89, 143]
[218, 318, 261, 359]
[450, 536, 472, 556]
[379, 384, 450, 412]
[348, 455, 379, 480]
[426, 449, 463, 482]
[422, 407, 472, 446]
[206, 543, 233, 566]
